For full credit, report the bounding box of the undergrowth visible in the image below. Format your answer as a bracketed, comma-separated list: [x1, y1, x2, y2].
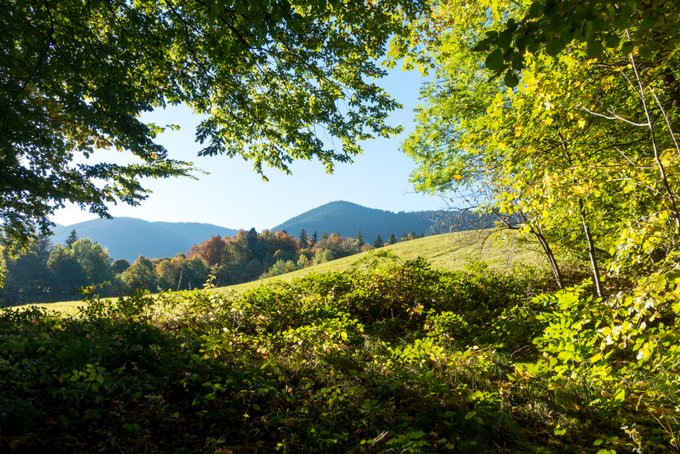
[1, 251, 678, 452]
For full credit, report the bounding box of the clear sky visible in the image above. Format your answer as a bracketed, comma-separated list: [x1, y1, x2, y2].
[51, 68, 448, 230]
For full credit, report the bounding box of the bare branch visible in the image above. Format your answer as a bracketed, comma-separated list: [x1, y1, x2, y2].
[582, 107, 648, 127]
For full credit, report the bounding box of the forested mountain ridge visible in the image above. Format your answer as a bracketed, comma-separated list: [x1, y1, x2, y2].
[52, 218, 237, 261]
[273, 200, 485, 242]
[51, 202, 484, 261]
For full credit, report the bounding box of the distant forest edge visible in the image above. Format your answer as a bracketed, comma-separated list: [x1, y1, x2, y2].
[2, 202, 490, 307]
[51, 201, 489, 261]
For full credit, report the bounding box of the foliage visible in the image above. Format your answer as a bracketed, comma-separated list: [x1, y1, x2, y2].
[3, 252, 675, 452]
[0, 0, 428, 251]
[1, 227, 378, 306]
[120, 257, 157, 292]
[395, 0, 680, 295]
[475, 0, 680, 84]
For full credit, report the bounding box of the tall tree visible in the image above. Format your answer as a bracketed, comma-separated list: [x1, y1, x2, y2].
[298, 229, 309, 249]
[65, 230, 78, 248]
[47, 245, 86, 298]
[1, 0, 426, 250]
[71, 238, 114, 285]
[373, 234, 385, 248]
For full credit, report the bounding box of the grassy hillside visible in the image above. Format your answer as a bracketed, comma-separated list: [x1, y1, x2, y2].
[29, 229, 542, 314]
[226, 228, 540, 293]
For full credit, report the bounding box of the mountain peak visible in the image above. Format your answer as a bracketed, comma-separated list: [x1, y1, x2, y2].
[273, 201, 461, 240]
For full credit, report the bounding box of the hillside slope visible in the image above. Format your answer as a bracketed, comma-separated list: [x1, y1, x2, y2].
[32, 229, 542, 314]
[223, 228, 543, 293]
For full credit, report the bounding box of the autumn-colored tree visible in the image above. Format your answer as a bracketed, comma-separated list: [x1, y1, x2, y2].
[188, 236, 228, 268]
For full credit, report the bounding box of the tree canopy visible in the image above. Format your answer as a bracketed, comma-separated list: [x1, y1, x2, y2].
[395, 0, 680, 293]
[1, 0, 425, 249]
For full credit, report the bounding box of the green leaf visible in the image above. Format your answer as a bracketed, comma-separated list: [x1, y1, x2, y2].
[511, 52, 524, 71]
[504, 70, 519, 87]
[586, 40, 604, 58]
[498, 30, 514, 49]
[545, 39, 565, 56]
[485, 49, 505, 71]
[614, 388, 625, 403]
[528, 1, 544, 18]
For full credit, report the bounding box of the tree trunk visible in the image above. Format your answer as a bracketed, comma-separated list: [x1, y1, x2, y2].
[578, 199, 603, 298]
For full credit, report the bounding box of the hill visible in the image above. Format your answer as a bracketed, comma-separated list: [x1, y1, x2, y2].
[273, 200, 486, 242]
[52, 218, 237, 261]
[50, 201, 488, 262]
[35, 229, 542, 314]
[224, 228, 540, 293]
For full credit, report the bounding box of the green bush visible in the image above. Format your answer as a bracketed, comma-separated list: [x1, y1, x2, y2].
[1, 253, 677, 452]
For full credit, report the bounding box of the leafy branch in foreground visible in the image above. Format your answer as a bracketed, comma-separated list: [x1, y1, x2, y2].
[395, 0, 680, 293]
[1, 0, 425, 249]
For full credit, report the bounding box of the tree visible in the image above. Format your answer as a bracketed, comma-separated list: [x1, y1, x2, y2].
[396, 0, 680, 291]
[260, 259, 299, 279]
[112, 259, 131, 275]
[473, 0, 680, 87]
[34, 234, 53, 263]
[71, 238, 114, 286]
[373, 234, 385, 248]
[120, 256, 157, 292]
[310, 231, 319, 246]
[1, 0, 426, 250]
[388, 234, 397, 245]
[47, 245, 86, 297]
[188, 236, 228, 267]
[298, 229, 309, 249]
[66, 230, 78, 248]
[1, 246, 52, 306]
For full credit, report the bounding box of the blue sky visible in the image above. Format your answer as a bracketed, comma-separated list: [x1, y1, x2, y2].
[51, 68, 448, 230]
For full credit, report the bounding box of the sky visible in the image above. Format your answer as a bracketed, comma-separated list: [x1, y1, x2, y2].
[50, 68, 449, 230]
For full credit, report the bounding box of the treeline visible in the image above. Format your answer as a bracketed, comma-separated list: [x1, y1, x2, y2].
[0, 228, 420, 306]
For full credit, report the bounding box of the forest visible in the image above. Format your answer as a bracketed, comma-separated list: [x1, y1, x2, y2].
[1, 228, 415, 306]
[1, 0, 679, 452]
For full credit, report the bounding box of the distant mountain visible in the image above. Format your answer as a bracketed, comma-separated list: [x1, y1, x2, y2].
[51, 202, 488, 261]
[273, 201, 487, 242]
[52, 218, 237, 261]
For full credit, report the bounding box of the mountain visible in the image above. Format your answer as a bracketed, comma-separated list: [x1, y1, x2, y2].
[51, 201, 488, 261]
[52, 218, 237, 261]
[272, 201, 487, 242]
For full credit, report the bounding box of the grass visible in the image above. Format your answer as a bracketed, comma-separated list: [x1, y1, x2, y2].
[222, 228, 542, 293]
[19, 228, 544, 314]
